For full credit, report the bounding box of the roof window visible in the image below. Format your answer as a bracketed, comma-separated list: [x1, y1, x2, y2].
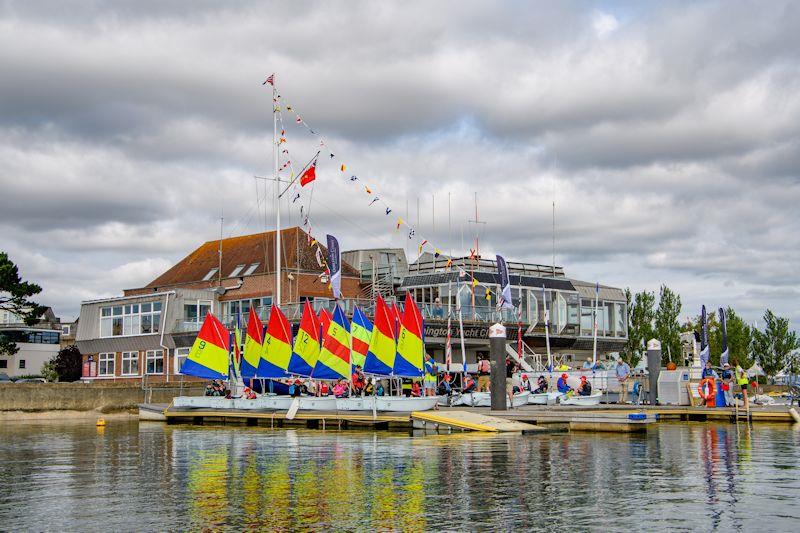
[243, 262, 260, 276]
[229, 264, 246, 277]
[202, 268, 219, 281]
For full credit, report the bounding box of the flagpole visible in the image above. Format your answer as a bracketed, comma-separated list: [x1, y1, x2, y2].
[592, 282, 600, 366]
[543, 285, 552, 372]
[273, 78, 281, 307]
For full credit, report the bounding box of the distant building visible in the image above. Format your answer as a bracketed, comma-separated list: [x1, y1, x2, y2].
[0, 306, 62, 377]
[75, 227, 362, 383]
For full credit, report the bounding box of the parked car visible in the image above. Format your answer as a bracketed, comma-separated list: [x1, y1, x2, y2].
[14, 377, 47, 383]
[0, 372, 13, 384]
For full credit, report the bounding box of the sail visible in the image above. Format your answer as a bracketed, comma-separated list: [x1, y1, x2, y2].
[390, 302, 402, 339]
[318, 308, 332, 346]
[313, 303, 351, 380]
[180, 312, 230, 379]
[394, 292, 425, 377]
[350, 306, 372, 368]
[288, 300, 321, 376]
[364, 295, 396, 375]
[242, 307, 264, 378]
[258, 305, 292, 378]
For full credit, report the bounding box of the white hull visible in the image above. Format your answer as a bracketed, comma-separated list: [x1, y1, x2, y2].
[373, 396, 439, 412]
[527, 392, 564, 405]
[559, 392, 602, 406]
[173, 396, 233, 409]
[337, 397, 368, 411]
[459, 391, 529, 407]
[297, 396, 339, 411]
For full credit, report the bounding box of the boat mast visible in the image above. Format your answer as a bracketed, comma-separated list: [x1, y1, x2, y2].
[273, 77, 281, 306]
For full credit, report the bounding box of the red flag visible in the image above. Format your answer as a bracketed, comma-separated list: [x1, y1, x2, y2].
[262, 73, 274, 86]
[300, 162, 317, 187]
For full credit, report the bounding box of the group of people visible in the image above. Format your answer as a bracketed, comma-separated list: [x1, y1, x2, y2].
[702, 360, 753, 408]
[556, 373, 593, 396]
[204, 380, 230, 397]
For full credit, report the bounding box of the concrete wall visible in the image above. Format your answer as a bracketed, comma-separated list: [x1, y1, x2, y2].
[0, 382, 205, 413]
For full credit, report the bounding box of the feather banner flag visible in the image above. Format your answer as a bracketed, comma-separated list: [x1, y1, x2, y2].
[365, 295, 396, 375]
[496, 254, 515, 309]
[241, 307, 263, 378]
[288, 300, 321, 376]
[180, 312, 230, 379]
[394, 292, 425, 377]
[259, 305, 293, 378]
[719, 307, 729, 366]
[326, 234, 342, 299]
[350, 306, 373, 368]
[313, 304, 351, 380]
[699, 305, 710, 368]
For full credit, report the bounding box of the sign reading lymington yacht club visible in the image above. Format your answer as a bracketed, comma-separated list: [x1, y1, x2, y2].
[424, 324, 524, 340]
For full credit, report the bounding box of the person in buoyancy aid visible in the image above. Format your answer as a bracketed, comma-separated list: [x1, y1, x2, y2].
[533, 375, 548, 394]
[351, 365, 366, 395]
[462, 374, 477, 393]
[557, 373, 572, 393]
[401, 377, 413, 397]
[438, 373, 453, 396]
[519, 374, 533, 393]
[364, 378, 375, 396]
[577, 376, 592, 396]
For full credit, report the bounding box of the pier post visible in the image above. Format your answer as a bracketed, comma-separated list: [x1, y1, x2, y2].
[647, 339, 662, 405]
[489, 323, 507, 411]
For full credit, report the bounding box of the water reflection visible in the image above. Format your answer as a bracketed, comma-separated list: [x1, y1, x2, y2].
[1, 420, 799, 531]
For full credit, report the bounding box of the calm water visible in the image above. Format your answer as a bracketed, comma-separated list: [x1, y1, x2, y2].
[1, 420, 799, 532]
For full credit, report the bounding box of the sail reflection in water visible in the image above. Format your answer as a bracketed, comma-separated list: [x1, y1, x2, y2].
[1, 421, 800, 531]
[180, 429, 430, 531]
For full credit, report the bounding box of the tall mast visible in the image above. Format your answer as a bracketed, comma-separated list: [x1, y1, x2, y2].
[273, 78, 281, 306]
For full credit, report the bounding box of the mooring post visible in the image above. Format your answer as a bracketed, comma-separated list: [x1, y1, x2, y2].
[489, 323, 507, 411]
[647, 339, 662, 405]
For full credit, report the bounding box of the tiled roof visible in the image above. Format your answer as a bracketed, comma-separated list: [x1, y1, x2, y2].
[146, 227, 358, 288]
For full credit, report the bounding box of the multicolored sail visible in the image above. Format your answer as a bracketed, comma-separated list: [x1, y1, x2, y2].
[394, 292, 425, 377]
[390, 302, 402, 339]
[318, 308, 332, 346]
[288, 300, 321, 376]
[231, 312, 242, 379]
[180, 312, 230, 379]
[242, 307, 264, 378]
[313, 304, 351, 380]
[364, 295, 396, 375]
[259, 305, 292, 378]
[350, 306, 372, 368]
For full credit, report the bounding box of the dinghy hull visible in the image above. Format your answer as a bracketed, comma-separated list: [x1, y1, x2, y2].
[559, 392, 602, 406]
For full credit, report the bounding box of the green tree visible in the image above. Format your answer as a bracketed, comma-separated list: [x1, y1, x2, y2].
[41, 359, 59, 382]
[752, 309, 799, 377]
[623, 289, 656, 367]
[654, 285, 682, 365]
[1, 252, 46, 356]
[51, 345, 83, 382]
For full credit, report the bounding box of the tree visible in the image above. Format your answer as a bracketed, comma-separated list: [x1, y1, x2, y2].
[654, 285, 682, 365]
[0, 252, 47, 356]
[51, 345, 83, 382]
[623, 289, 656, 367]
[752, 309, 799, 377]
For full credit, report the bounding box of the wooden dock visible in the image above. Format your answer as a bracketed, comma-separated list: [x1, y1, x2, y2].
[143, 402, 799, 432]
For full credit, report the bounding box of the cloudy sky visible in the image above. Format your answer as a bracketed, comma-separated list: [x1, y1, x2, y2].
[1, 0, 798, 329]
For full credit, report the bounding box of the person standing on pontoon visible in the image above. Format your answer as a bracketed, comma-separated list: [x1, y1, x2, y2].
[424, 353, 438, 397]
[477, 356, 491, 392]
[616, 359, 631, 404]
[506, 358, 519, 407]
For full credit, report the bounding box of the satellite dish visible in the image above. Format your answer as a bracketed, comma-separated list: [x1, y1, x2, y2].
[214, 286, 227, 296]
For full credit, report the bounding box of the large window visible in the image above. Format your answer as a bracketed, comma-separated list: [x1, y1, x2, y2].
[146, 350, 164, 375]
[121, 351, 139, 376]
[100, 301, 162, 337]
[98, 353, 115, 376]
[580, 299, 594, 336]
[184, 300, 212, 323]
[616, 302, 627, 338]
[0, 330, 60, 344]
[175, 347, 190, 374]
[222, 298, 271, 323]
